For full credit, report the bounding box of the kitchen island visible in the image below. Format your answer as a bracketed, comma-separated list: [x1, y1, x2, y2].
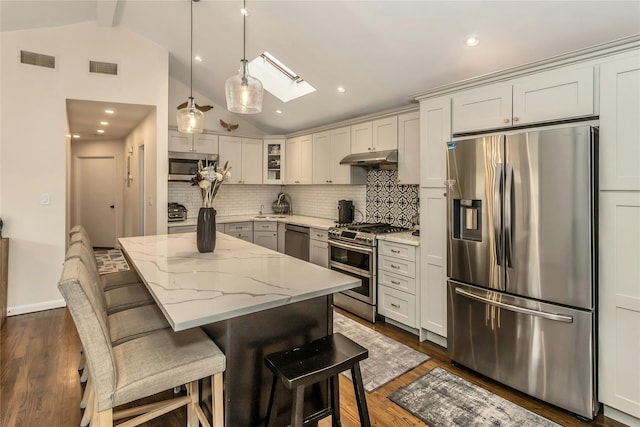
[119, 232, 360, 426]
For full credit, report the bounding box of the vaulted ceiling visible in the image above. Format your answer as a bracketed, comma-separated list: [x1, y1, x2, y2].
[3, 1, 639, 135]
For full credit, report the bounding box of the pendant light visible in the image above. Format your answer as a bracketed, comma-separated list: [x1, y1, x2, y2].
[225, 0, 263, 114]
[177, 0, 204, 133]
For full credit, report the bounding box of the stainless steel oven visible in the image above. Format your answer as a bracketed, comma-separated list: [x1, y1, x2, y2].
[328, 223, 409, 323]
[329, 239, 376, 322]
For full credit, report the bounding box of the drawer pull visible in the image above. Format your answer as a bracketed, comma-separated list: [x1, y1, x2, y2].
[390, 280, 401, 285]
[390, 303, 401, 309]
[316, 234, 323, 238]
[390, 264, 400, 269]
[390, 249, 400, 254]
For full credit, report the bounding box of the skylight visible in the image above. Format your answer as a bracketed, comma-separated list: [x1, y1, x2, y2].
[248, 52, 316, 103]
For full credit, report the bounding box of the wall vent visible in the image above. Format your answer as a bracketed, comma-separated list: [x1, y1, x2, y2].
[20, 50, 56, 69]
[89, 60, 118, 76]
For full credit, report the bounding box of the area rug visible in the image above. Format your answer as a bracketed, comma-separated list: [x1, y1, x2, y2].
[389, 367, 561, 427]
[94, 249, 130, 274]
[333, 312, 430, 392]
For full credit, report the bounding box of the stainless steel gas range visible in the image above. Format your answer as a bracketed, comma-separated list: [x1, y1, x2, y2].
[328, 223, 410, 322]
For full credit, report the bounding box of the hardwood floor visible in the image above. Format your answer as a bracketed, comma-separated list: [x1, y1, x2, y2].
[0, 307, 627, 427]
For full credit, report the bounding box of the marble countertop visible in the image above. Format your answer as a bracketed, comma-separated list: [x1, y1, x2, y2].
[119, 232, 358, 331]
[376, 231, 421, 246]
[167, 214, 338, 230]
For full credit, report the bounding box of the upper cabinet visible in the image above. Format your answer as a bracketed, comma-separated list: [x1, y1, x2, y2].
[313, 126, 365, 185]
[420, 96, 451, 188]
[452, 64, 595, 134]
[599, 51, 640, 191]
[350, 116, 398, 153]
[219, 136, 263, 184]
[169, 130, 219, 154]
[285, 134, 313, 185]
[397, 111, 420, 185]
[263, 139, 285, 185]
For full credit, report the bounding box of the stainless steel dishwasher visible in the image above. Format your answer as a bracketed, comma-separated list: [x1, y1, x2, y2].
[284, 224, 309, 261]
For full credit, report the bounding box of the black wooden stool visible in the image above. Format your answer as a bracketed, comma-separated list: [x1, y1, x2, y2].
[264, 333, 371, 427]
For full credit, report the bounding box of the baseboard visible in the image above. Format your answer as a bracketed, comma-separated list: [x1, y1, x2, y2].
[603, 405, 640, 427]
[7, 299, 66, 316]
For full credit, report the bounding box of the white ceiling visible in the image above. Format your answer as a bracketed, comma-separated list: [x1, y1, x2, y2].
[66, 100, 154, 142]
[3, 1, 640, 137]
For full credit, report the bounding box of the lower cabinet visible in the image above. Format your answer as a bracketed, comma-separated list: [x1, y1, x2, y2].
[309, 228, 328, 268]
[253, 222, 278, 251]
[224, 222, 253, 243]
[168, 224, 196, 234]
[377, 240, 419, 329]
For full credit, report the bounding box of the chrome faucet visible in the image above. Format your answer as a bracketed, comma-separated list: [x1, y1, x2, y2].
[259, 204, 264, 215]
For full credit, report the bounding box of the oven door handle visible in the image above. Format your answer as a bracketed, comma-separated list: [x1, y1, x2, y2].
[328, 240, 374, 255]
[329, 261, 372, 278]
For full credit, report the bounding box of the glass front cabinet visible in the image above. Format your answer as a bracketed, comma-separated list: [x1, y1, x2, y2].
[263, 139, 285, 184]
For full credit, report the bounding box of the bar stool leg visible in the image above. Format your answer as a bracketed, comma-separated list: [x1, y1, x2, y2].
[291, 385, 305, 427]
[264, 374, 278, 427]
[330, 375, 342, 427]
[212, 372, 224, 427]
[351, 363, 371, 427]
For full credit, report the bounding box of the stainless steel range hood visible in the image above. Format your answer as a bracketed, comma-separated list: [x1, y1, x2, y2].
[339, 149, 398, 168]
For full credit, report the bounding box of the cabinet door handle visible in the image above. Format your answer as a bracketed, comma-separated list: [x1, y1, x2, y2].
[503, 118, 510, 124]
[513, 116, 519, 122]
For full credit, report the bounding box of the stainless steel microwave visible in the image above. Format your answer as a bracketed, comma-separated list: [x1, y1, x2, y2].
[168, 151, 219, 182]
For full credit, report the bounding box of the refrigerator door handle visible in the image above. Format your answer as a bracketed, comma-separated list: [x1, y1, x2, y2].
[454, 287, 574, 323]
[494, 163, 504, 266]
[505, 163, 514, 267]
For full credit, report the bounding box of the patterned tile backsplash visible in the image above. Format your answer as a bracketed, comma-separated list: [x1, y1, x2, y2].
[366, 169, 419, 228]
[169, 169, 418, 227]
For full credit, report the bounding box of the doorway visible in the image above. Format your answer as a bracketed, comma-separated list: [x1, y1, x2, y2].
[138, 144, 145, 235]
[73, 155, 118, 247]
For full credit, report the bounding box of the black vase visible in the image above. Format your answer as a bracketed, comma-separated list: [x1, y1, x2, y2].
[196, 207, 216, 253]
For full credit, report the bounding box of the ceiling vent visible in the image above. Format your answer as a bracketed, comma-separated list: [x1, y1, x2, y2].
[89, 60, 118, 76]
[20, 50, 56, 69]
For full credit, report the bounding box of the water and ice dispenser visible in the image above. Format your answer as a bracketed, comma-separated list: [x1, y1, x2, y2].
[452, 199, 482, 242]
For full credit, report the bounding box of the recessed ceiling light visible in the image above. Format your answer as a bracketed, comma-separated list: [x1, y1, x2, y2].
[72, 134, 80, 139]
[97, 129, 105, 134]
[195, 56, 203, 62]
[275, 109, 283, 115]
[105, 109, 114, 114]
[337, 86, 346, 93]
[100, 121, 109, 126]
[465, 35, 479, 47]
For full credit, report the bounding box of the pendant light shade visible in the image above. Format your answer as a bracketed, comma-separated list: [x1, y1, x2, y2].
[177, 0, 204, 133]
[225, 59, 263, 114]
[225, 0, 263, 114]
[177, 97, 205, 133]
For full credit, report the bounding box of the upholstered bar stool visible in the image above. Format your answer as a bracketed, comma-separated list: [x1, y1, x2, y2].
[59, 257, 225, 427]
[65, 241, 154, 314]
[264, 333, 371, 427]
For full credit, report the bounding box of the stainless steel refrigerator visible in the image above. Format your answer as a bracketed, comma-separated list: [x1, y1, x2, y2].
[446, 123, 598, 419]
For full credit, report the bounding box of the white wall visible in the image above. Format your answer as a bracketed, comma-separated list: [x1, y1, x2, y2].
[169, 77, 268, 138]
[0, 22, 169, 315]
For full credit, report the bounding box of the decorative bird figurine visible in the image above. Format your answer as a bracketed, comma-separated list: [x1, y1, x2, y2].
[220, 119, 239, 132]
[176, 101, 214, 112]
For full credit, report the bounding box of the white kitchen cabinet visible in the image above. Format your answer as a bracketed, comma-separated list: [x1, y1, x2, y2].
[599, 191, 640, 422]
[168, 130, 219, 154]
[219, 136, 263, 184]
[452, 64, 595, 133]
[419, 187, 448, 346]
[397, 111, 420, 185]
[223, 221, 253, 242]
[378, 240, 419, 329]
[599, 51, 640, 191]
[284, 134, 313, 184]
[277, 222, 286, 253]
[167, 224, 196, 234]
[309, 228, 328, 268]
[264, 139, 285, 184]
[350, 116, 398, 153]
[419, 96, 451, 188]
[313, 127, 365, 185]
[253, 221, 278, 250]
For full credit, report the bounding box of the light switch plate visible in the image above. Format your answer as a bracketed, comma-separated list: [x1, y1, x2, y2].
[40, 193, 50, 205]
